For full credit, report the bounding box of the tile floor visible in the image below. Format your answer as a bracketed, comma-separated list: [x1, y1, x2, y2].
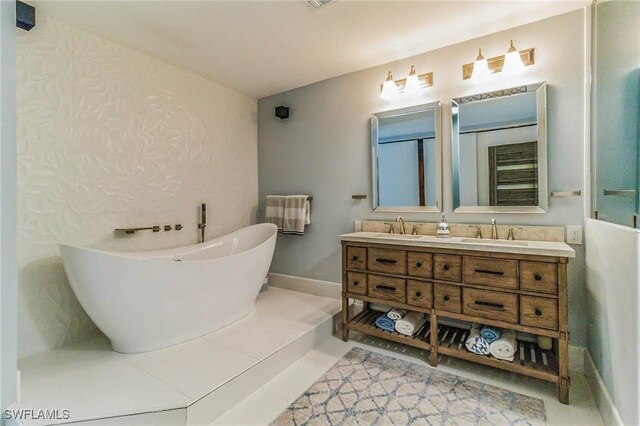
[16, 287, 341, 425]
[213, 333, 605, 426]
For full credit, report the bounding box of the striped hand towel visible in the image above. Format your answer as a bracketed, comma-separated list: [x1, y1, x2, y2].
[265, 196, 286, 230]
[265, 195, 311, 235]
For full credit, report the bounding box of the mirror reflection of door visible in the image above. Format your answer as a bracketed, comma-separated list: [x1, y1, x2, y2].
[374, 105, 439, 209]
[488, 141, 538, 206]
[378, 138, 436, 207]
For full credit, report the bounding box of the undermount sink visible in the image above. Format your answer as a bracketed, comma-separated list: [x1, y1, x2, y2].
[374, 233, 423, 239]
[460, 238, 529, 246]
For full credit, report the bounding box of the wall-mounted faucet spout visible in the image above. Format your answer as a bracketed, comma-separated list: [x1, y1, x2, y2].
[198, 203, 207, 243]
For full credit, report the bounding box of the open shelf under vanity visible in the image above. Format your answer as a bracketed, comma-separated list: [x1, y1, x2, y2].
[340, 238, 572, 404]
[347, 308, 432, 350]
[347, 307, 560, 383]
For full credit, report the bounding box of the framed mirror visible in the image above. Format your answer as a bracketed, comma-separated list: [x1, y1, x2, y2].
[371, 101, 442, 212]
[451, 82, 547, 213]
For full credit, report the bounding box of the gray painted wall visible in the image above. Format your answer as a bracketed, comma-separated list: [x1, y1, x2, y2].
[258, 10, 588, 346]
[1, 0, 18, 410]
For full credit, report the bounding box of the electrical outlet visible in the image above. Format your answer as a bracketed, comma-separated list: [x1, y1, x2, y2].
[567, 226, 583, 245]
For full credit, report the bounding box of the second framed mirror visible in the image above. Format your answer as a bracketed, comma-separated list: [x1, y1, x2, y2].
[451, 82, 548, 213]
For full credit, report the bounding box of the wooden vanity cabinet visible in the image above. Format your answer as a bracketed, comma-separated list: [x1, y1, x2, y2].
[341, 240, 571, 404]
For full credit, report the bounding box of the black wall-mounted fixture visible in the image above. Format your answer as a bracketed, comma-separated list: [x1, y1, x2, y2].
[275, 105, 289, 120]
[16, 1, 36, 31]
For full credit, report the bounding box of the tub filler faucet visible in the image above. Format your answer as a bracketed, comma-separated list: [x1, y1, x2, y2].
[198, 203, 206, 243]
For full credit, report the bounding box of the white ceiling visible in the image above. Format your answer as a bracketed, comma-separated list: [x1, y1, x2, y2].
[34, 1, 588, 99]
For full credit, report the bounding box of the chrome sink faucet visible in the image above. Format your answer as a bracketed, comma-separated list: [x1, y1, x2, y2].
[507, 227, 522, 240]
[491, 218, 498, 240]
[384, 222, 395, 234]
[472, 225, 483, 239]
[396, 216, 406, 235]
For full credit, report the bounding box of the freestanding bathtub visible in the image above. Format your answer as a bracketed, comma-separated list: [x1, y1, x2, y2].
[60, 223, 278, 353]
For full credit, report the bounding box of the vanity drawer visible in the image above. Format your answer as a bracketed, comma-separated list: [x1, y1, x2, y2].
[434, 284, 461, 313]
[367, 248, 406, 275]
[346, 247, 366, 271]
[406, 280, 432, 309]
[407, 252, 433, 278]
[367, 274, 406, 303]
[520, 262, 558, 294]
[463, 257, 518, 289]
[520, 296, 558, 330]
[434, 254, 462, 282]
[462, 288, 518, 323]
[346, 272, 367, 296]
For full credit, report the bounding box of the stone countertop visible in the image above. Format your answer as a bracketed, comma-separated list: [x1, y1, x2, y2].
[340, 232, 576, 258]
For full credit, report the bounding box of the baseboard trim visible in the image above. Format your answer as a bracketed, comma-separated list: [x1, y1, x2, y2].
[584, 350, 623, 426]
[267, 273, 341, 300]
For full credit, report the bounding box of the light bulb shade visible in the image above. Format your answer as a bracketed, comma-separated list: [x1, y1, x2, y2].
[380, 79, 398, 99]
[502, 49, 525, 75]
[471, 58, 490, 82]
[403, 74, 421, 95]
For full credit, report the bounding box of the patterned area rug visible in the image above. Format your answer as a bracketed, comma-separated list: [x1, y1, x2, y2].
[272, 347, 546, 425]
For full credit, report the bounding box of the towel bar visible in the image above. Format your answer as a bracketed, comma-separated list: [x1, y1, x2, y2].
[550, 190, 581, 197]
[603, 189, 636, 196]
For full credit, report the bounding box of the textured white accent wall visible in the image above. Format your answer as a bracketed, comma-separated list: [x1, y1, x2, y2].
[16, 14, 258, 358]
[1, 0, 18, 409]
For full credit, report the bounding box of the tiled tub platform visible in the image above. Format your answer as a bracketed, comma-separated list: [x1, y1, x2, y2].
[15, 288, 340, 426]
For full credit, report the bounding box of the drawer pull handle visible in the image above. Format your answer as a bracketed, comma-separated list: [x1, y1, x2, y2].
[535, 309, 543, 316]
[443, 265, 450, 271]
[352, 281, 359, 286]
[375, 285, 397, 293]
[475, 269, 504, 276]
[416, 262, 423, 267]
[443, 295, 451, 301]
[415, 291, 422, 297]
[474, 300, 504, 310]
[534, 274, 542, 281]
[376, 258, 397, 265]
[351, 256, 359, 261]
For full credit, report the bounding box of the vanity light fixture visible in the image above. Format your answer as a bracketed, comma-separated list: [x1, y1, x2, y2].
[463, 42, 535, 80]
[379, 66, 433, 99]
[470, 49, 490, 82]
[380, 71, 398, 100]
[403, 65, 421, 95]
[502, 40, 526, 75]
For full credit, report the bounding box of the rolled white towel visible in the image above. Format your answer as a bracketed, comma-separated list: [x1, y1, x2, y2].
[394, 311, 426, 336]
[465, 323, 490, 355]
[537, 335, 552, 351]
[387, 308, 407, 321]
[489, 329, 518, 362]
